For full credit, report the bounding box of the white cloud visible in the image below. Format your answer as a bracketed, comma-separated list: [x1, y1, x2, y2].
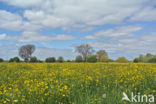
[1, 0, 156, 31]
[1, 31, 76, 42]
[0, 44, 19, 60]
[29, 0, 147, 29]
[130, 7, 156, 21]
[84, 26, 143, 40]
[22, 21, 43, 31]
[0, 10, 23, 31]
[0, 10, 44, 31]
[141, 34, 156, 46]
[0, 0, 43, 8]
[0, 0, 150, 31]
[0, 33, 6, 40]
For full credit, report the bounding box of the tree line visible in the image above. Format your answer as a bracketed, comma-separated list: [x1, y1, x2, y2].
[0, 44, 155, 63]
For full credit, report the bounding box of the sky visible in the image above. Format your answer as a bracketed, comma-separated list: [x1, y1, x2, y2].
[0, 0, 156, 61]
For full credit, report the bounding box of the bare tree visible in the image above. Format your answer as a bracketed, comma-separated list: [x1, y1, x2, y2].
[19, 44, 35, 62]
[75, 44, 94, 62]
[96, 50, 108, 61]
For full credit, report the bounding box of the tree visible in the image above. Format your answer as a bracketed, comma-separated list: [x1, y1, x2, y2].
[57, 56, 64, 62]
[96, 50, 108, 61]
[13, 57, 20, 62]
[146, 53, 152, 57]
[9, 57, 20, 62]
[75, 44, 94, 62]
[45, 57, 56, 63]
[66, 60, 71, 62]
[38, 60, 43, 63]
[148, 57, 156, 63]
[100, 55, 109, 62]
[0, 58, 4, 62]
[9, 58, 13, 62]
[108, 59, 114, 62]
[19, 44, 35, 62]
[138, 54, 144, 62]
[116, 57, 128, 63]
[133, 58, 139, 63]
[30, 56, 38, 62]
[87, 55, 97, 63]
[75, 55, 83, 62]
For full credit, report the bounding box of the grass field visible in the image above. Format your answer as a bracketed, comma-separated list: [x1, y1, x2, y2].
[0, 63, 156, 104]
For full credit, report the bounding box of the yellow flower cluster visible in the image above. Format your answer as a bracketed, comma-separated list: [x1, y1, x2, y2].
[0, 63, 155, 104]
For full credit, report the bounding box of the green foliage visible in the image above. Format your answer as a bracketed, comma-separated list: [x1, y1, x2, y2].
[0, 58, 4, 62]
[87, 55, 97, 63]
[133, 58, 139, 63]
[75, 55, 83, 62]
[38, 60, 43, 63]
[138, 54, 144, 62]
[45, 57, 56, 63]
[30, 56, 38, 62]
[66, 60, 71, 62]
[148, 57, 156, 63]
[57, 56, 64, 63]
[96, 50, 108, 61]
[134, 53, 156, 63]
[146, 53, 152, 57]
[116, 57, 128, 63]
[100, 55, 109, 62]
[108, 59, 114, 62]
[9, 57, 20, 62]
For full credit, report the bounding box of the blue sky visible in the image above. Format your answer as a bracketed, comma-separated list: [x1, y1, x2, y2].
[0, 0, 156, 60]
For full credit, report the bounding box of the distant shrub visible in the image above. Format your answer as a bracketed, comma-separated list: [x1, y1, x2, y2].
[116, 57, 128, 63]
[108, 59, 114, 62]
[9, 57, 20, 62]
[87, 55, 97, 63]
[30, 56, 38, 62]
[148, 58, 156, 63]
[38, 60, 43, 63]
[0, 58, 4, 62]
[100, 55, 109, 62]
[57, 56, 64, 63]
[133, 58, 139, 63]
[134, 53, 156, 63]
[75, 55, 83, 62]
[66, 60, 71, 62]
[45, 57, 56, 63]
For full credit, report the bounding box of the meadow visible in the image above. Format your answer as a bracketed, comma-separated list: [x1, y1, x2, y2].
[0, 63, 155, 104]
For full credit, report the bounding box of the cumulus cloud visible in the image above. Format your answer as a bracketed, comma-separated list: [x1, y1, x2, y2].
[0, 0, 43, 8]
[0, 10, 23, 31]
[83, 26, 143, 40]
[0, 44, 19, 60]
[0, 33, 7, 40]
[0, 31, 76, 42]
[24, 0, 147, 29]
[0, 0, 156, 31]
[130, 7, 156, 21]
[0, 0, 151, 31]
[0, 10, 44, 31]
